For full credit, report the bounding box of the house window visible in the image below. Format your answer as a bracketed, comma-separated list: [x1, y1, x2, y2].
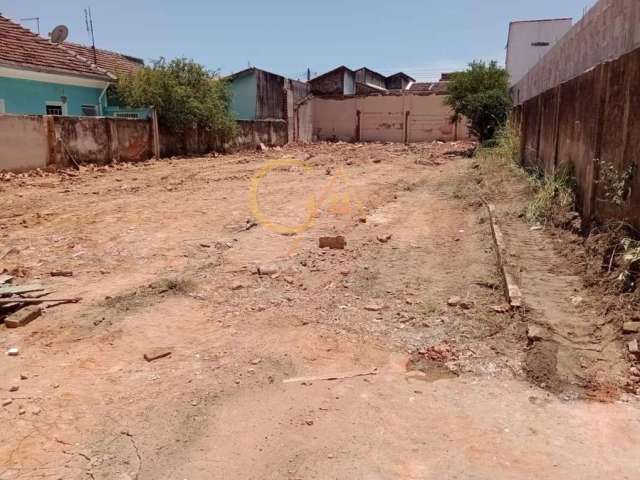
[81, 104, 98, 116]
[45, 102, 64, 116]
[0, 99, 5, 114]
[114, 112, 139, 119]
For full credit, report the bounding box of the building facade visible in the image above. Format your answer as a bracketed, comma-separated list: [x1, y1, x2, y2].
[228, 67, 310, 121]
[506, 18, 572, 87]
[354, 67, 386, 89]
[386, 72, 415, 90]
[512, 0, 640, 104]
[308, 66, 356, 96]
[310, 66, 416, 96]
[0, 15, 146, 118]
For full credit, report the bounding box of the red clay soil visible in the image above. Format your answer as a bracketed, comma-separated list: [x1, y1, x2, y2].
[1, 142, 639, 480]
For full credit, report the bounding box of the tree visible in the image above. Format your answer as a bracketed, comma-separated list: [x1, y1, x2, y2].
[115, 58, 236, 138]
[445, 61, 511, 142]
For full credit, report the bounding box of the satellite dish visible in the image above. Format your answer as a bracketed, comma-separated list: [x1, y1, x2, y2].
[49, 25, 69, 44]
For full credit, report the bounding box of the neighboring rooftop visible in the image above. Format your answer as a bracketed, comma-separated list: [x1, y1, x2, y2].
[227, 66, 287, 81]
[62, 42, 144, 77]
[0, 15, 114, 80]
[387, 72, 416, 82]
[309, 65, 353, 81]
[409, 82, 448, 94]
[509, 17, 572, 24]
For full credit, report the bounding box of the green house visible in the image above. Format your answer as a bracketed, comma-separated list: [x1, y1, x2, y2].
[0, 15, 147, 118]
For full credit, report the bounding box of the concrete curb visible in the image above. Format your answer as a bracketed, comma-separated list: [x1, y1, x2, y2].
[485, 202, 523, 309]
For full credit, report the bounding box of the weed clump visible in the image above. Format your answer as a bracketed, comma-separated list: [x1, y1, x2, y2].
[524, 169, 576, 225]
[476, 123, 576, 225]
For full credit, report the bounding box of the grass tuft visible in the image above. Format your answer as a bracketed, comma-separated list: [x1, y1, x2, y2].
[475, 122, 576, 224]
[524, 169, 576, 224]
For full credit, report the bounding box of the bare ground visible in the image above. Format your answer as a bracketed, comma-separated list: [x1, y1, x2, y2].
[1, 142, 639, 479]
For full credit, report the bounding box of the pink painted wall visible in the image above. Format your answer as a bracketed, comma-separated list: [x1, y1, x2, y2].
[312, 94, 468, 143]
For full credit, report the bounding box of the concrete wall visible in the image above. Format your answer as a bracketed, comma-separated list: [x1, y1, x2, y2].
[513, 0, 640, 104]
[518, 46, 640, 228]
[506, 19, 572, 86]
[294, 99, 313, 143]
[286, 79, 312, 143]
[0, 115, 47, 172]
[234, 120, 288, 149]
[0, 114, 153, 172]
[312, 94, 468, 143]
[1, 112, 304, 172]
[52, 117, 153, 167]
[160, 120, 289, 157]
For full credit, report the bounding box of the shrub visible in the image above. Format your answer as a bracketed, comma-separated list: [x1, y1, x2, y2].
[115, 58, 236, 139]
[446, 61, 511, 142]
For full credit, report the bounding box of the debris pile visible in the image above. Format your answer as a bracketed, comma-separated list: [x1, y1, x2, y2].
[416, 343, 459, 363]
[0, 274, 80, 329]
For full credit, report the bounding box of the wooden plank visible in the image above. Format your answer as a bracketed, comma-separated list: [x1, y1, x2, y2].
[4, 307, 42, 328]
[143, 348, 172, 362]
[283, 368, 378, 384]
[0, 297, 80, 305]
[0, 284, 45, 296]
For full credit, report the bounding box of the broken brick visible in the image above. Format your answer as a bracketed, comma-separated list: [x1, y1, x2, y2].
[4, 307, 42, 329]
[319, 236, 346, 250]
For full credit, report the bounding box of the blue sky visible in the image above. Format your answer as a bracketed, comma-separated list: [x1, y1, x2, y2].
[1, 0, 593, 81]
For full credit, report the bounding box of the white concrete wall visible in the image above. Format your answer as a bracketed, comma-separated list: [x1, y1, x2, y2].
[506, 19, 572, 86]
[513, 0, 640, 104]
[0, 115, 47, 172]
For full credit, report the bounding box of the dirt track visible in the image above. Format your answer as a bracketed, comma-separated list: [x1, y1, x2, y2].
[1, 143, 639, 479]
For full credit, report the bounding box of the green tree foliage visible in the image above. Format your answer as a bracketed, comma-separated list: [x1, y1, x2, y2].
[116, 58, 236, 138]
[445, 61, 511, 142]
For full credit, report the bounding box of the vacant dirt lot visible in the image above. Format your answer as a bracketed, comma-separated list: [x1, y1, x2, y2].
[1, 142, 639, 479]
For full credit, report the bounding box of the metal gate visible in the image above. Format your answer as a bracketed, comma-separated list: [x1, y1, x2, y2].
[359, 111, 404, 142]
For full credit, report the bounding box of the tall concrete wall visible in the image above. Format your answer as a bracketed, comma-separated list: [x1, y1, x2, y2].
[513, 0, 640, 104]
[312, 94, 468, 143]
[518, 46, 640, 228]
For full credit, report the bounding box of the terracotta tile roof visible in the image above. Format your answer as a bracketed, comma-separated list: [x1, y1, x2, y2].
[0, 15, 113, 81]
[409, 81, 449, 94]
[63, 42, 144, 77]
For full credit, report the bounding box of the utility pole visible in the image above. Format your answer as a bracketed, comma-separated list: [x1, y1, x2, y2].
[306, 68, 311, 81]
